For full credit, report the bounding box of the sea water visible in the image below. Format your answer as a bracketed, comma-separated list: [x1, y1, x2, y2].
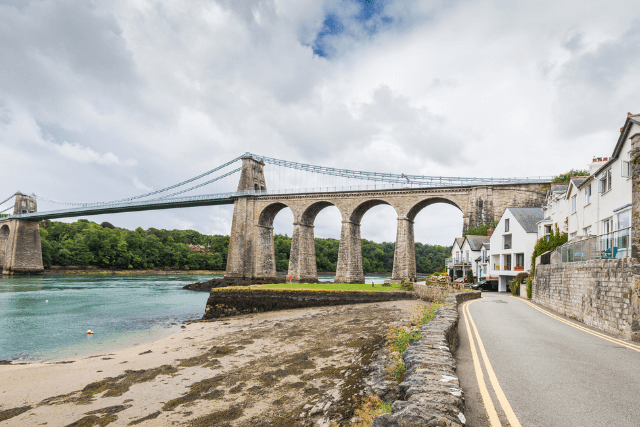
[0, 274, 220, 362]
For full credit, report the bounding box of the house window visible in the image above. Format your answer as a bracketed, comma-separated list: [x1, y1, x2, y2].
[584, 226, 592, 236]
[503, 234, 512, 250]
[569, 232, 577, 239]
[505, 219, 510, 232]
[601, 217, 614, 253]
[617, 210, 630, 230]
[599, 169, 612, 193]
[571, 195, 577, 213]
[602, 217, 613, 234]
[585, 184, 591, 205]
[515, 253, 524, 270]
[622, 159, 631, 178]
[504, 254, 512, 271]
[544, 225, 552, 241]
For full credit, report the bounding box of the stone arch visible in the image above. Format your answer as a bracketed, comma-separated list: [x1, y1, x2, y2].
[349, 199, 394, 224]
[0, 224, 9, 271]
[288, 201, 340, 283]
[253, 202, 292, 280]
[406, 197, 464, 221]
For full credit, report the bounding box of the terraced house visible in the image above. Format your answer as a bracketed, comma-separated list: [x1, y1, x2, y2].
[538, 113, 639, 261]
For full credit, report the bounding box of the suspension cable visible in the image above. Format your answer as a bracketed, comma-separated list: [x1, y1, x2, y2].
[0, 194, 16, 207]
[32, 155, 245, 206]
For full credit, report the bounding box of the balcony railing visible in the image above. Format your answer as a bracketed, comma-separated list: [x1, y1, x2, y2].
[556, 227, 631, 262]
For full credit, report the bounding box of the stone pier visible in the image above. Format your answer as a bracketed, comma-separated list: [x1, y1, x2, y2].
[0, 193, 44, 275]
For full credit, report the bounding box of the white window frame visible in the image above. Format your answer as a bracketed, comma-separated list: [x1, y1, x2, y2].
[571, 195, 577, 213]
[599, 169, 612, 193]
[585, 184, 591, 205]
[583, 226, 592, 236]
[505, 218, 509, 232]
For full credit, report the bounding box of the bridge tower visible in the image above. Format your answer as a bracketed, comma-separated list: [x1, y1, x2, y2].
[0, 193, 44, 275]
[225, 156, 272, 280]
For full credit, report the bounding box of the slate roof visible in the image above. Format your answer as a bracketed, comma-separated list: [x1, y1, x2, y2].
[465, 235, 490, 251]
[551, 183, 569, 194]
[482, 242, 490, 250]
[453, 237, 465, 248]
[507, 207, 544, 233]
[571, 177, 589, 187]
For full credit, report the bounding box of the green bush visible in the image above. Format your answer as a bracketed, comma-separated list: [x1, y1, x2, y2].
[525, 277, 533, 299]
[466, 269, 474, 284]
[530, 226, 568, 275]
[510, 279, 519, 296]
[514, 272, 529, 284]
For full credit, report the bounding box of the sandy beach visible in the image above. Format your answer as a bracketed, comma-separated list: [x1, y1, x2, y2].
[1, 300, 426, 426]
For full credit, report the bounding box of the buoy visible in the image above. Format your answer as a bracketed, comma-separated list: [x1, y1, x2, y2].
[45, 300, 48, 303]
[87, 330, 94, 335]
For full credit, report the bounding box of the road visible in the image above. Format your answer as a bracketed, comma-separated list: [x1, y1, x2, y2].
[457, 292, 640, 427]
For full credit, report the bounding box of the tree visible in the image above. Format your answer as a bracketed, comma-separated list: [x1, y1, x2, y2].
[552, 169, 589, 183]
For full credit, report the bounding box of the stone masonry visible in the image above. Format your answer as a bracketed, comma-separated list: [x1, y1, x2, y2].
[0, 193, 44, 274]
[534, 259, 640, 340]
[226, 157, 547, 283]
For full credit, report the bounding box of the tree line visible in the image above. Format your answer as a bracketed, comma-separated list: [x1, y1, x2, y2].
[40, 220, 450, 274]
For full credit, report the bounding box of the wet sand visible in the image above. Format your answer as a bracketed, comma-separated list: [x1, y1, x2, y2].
[1, 300, 426, 426]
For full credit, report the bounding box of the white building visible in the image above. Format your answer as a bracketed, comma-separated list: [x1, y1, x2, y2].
[476, 241, 490, 279]
[538, 113, 639, 259]
[446, 235, 490, 279]
[490, 207, 543, 292]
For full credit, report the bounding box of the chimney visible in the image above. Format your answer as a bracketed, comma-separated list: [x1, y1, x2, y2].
[487, 227, 494, 237]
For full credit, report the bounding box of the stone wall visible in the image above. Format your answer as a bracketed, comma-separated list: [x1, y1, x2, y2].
[202, 288, 417, 319]
[373, 291, 481, 427]
[0, 218, 44, 275]
[413, 282, 460, 302]
[534, 259, 640, 340]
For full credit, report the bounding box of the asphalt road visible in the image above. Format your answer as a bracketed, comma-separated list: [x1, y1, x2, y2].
[457, 293, 640, 427]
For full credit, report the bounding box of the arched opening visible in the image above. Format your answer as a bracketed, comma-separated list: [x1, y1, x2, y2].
[259, 203, 293, 278]
[356, 202, 397, 281]
[289, 201, 341, 282]
[0, 224, 10, 270]
[309, 203, 341, 279]
[408, 197, 465, 280]
[254, 184, 259, 191]
[335, 199, 395, 284]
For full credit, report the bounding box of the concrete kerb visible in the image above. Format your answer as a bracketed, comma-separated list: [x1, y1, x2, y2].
[373, 290, 481, 427]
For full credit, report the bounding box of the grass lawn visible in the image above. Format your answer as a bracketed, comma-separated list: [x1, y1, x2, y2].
[250, 283, 408, 292]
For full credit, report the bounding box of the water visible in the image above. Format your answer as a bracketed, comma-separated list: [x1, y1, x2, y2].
[0, 274, 221, 362]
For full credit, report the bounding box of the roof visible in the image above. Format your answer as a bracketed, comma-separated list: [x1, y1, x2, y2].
[550, 183, 569, 194]
[482, 242, 490, 249]
[570, 177, 588, 188]
[464, 235, 490, 251]
[507, 207, 544, 233]
[453, 237, 465, 248]
[581, 114, 640, 187]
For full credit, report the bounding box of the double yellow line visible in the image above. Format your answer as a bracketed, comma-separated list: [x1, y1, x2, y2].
[520, 298, 640, 353]
[462, 299, 522, 427]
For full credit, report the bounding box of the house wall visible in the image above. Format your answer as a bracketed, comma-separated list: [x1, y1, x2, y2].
[541, 120, 638, 241]
[489, 209, 537, 291]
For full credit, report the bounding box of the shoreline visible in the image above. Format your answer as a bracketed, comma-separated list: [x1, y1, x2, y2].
[0, 301, 425, 426]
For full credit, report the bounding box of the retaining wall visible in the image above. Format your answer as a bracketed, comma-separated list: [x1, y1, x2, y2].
[202, 288, 417, 319]
[534, 258, 640, 341]
[373, 291, 481, 427]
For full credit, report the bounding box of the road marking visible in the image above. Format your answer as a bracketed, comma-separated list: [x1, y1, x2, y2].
[465, 300, 523, 427]
[519, 298, 640, 353]
[462, 298, 502, 427]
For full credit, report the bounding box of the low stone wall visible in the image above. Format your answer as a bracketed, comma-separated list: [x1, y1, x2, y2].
[413, 282, 459, 302]
[534, 258, 640, 341]
[373, 291, 481, 427]
[202, 288, 417, 319]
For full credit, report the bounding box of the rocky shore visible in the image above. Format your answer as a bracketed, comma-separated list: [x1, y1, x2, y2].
[182, 277, 288, 292]
[0, 300, 426, 426]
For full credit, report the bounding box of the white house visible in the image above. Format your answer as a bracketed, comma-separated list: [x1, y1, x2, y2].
[490, 207, 543, 292]
[538, 113, 639, 260]
[476, 241, 490, 279]
[462, 235, 490, 280]
[446, 237, 468, 278]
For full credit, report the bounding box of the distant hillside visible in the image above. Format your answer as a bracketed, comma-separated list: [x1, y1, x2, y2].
[39, 220, 450, 274]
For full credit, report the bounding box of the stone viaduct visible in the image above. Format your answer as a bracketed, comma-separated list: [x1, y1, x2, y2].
[0, 156, 547, 280]
[226, 157, 547, 283]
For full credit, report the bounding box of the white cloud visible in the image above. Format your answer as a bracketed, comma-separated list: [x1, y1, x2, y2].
[132, 176, 151, 191]
[2, 0, 640, 247]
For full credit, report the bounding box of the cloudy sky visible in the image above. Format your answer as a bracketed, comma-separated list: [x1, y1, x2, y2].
[1, 0, 640, 246]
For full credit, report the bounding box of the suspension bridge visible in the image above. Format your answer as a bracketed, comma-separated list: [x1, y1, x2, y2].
[0, 153, 551, 280]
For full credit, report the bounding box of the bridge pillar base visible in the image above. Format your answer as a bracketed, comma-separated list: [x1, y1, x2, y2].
[225, 197, 257, 280]
[335, 221, 365, 284]
[0, 219, 44, 275]
[288, 222, 318, 283]
[391, 217, 417, 282]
